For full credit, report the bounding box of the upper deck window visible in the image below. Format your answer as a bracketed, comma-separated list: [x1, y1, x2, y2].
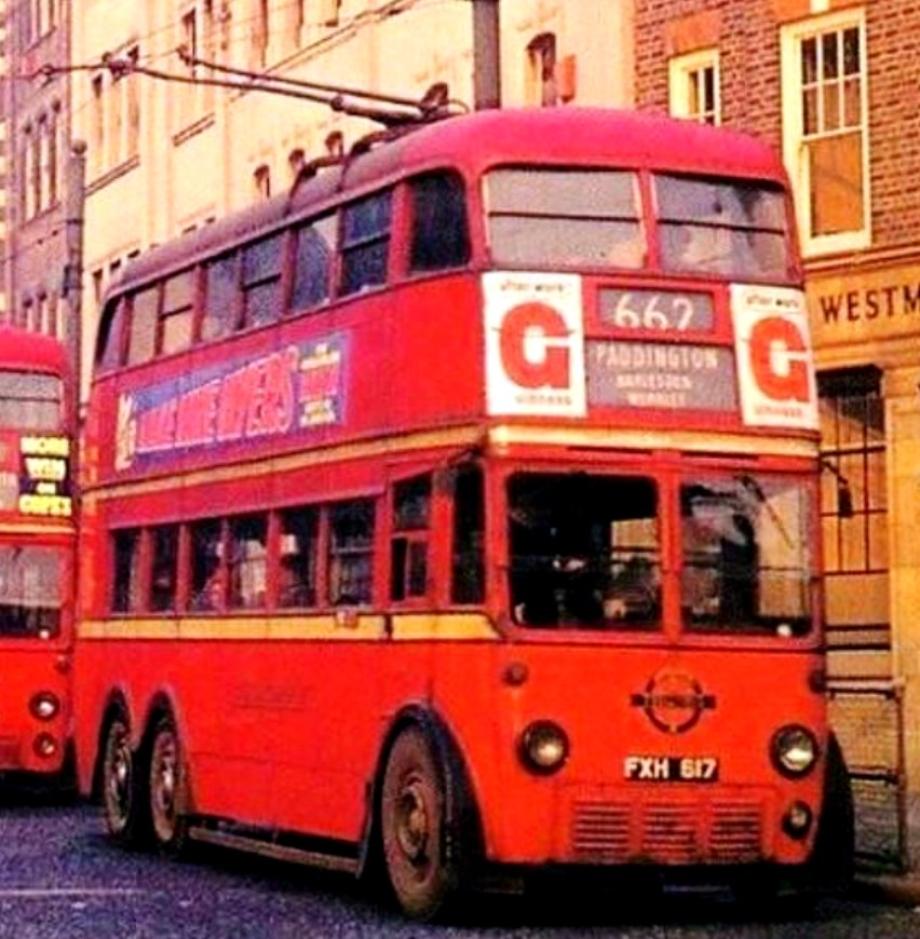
[409, 173, 470, 273]
[291, 216, 335, 312]
[0, 370, 62, 431]
[655, 175, 791, 280]
[160, 270, 196, 356]
[340, 191, 392, 296]
[97, 297, 126, 371]
[203, 253, 240, 342]
[242, 235, 284, 329]
[127, 286, 159, 366]
[485, 168, 645, 270]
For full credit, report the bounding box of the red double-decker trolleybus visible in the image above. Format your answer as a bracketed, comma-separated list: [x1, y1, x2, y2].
[0, 327, 74, 779]
[75, 109, 851, 918]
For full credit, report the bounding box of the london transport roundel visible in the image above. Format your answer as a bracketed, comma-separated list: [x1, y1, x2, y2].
[731, 284, 818, 431]
[483, 271, 587, 417]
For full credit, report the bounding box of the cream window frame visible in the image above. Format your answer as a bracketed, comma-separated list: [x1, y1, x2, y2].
[780, 8, 871, 258]
[668, 48, 720, 126]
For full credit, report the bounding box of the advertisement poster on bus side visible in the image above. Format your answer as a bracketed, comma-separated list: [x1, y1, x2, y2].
[731, 284, 818, 431]
[114, 334, 347, 471]
[483, 271, 587, 418]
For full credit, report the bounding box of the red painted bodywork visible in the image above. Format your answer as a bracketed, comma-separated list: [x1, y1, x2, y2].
[75, 110, 825, 872]
[0, 328, 74, 775]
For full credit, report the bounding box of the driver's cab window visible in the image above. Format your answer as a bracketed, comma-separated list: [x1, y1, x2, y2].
[507, 473, 660, 629]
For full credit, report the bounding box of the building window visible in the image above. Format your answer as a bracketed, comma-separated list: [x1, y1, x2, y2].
[125, 47, 141, 158]
[669, 48, 720, 125]
[781, 10, 870, 255]
[288, 147, 305, 180]
[47, 107, 59, 205]
[253, 163, 271, 200]
[253, 0, 269, 68]
[90, 75, 105, 175]
[21, 128, 33, 220]
[320, 0, 341, 27]
[526, 33, 557, 107]
[818, 368, 886, 574]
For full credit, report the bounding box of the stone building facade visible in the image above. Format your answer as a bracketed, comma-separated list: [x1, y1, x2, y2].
[71, 0, 634, 396]
[635, 0, 920, 867]
[3, 0, 71, 339]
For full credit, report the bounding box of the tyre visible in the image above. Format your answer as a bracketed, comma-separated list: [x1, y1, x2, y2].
[101, 715, 150, 846]
[380, 725, 466, 920]
[148, 715, 190, 856]
[809, 733, 855, 889]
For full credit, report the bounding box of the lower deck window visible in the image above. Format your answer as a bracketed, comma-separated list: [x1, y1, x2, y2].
[228, 515, 268, 609]
[190, 520, 222, 611]
[328, 500, 374, 605]
[112, 529, 143, 613]
[279, 508, 318, 608]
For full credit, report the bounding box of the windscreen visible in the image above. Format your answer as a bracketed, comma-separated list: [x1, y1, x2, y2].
[655, 174, 792, 280]
[507, 473, 660, 630]
[0, 370, 62, 431]
[485, 168, 645, 269]
[0, 545, 63, 638]
[680, 474, 814, 636]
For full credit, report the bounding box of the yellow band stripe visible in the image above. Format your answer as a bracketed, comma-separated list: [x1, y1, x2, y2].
[78, 612, 499, 642]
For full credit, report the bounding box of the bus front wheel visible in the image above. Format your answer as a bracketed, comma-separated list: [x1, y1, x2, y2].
[380, 726, 463, 920]
[148, 715, 190, 856]
[101, 715, 149, 846]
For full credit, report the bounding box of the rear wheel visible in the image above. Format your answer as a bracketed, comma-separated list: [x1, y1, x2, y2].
[380, 726, 464, 920]
[101, 715, 149, 846]
[148, 716, 190, 855]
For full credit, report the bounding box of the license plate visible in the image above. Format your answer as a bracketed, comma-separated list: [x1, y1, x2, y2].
[624, 755, 719, 782]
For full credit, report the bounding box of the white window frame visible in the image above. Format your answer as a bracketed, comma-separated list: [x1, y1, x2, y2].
[780, 8, 871, 257]
[668, 48, 720, 125]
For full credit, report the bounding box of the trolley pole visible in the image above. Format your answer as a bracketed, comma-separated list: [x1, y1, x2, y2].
[472, 0, 501, 110]
[63, 140, 86, 507]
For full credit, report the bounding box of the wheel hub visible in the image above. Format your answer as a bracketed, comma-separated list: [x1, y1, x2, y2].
[396, 781, 430, 864]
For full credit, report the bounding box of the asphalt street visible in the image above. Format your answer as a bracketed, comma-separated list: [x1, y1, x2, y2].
[0, 795, 917, 939]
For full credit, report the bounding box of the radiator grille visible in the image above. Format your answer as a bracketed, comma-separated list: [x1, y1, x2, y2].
[642, 803, 700, 862]
[571, 801, 631, 861]
[568, 797, 765, 865]
[710, 800, 762, 862]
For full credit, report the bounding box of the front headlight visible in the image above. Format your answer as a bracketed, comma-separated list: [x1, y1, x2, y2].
[519, 720, 570, 775]
[29, 691, 60, 721]
[771, 725, 819, 777]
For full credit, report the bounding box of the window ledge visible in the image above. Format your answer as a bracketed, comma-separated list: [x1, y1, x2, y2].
[801, 228, 871, 260]
[87, 154, 141, 196]
[172, 112, 216, 147]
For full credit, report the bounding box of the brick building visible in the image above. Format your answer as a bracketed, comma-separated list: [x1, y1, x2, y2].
[3, 0, 71, 340]
[635, 0, 920, 868]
